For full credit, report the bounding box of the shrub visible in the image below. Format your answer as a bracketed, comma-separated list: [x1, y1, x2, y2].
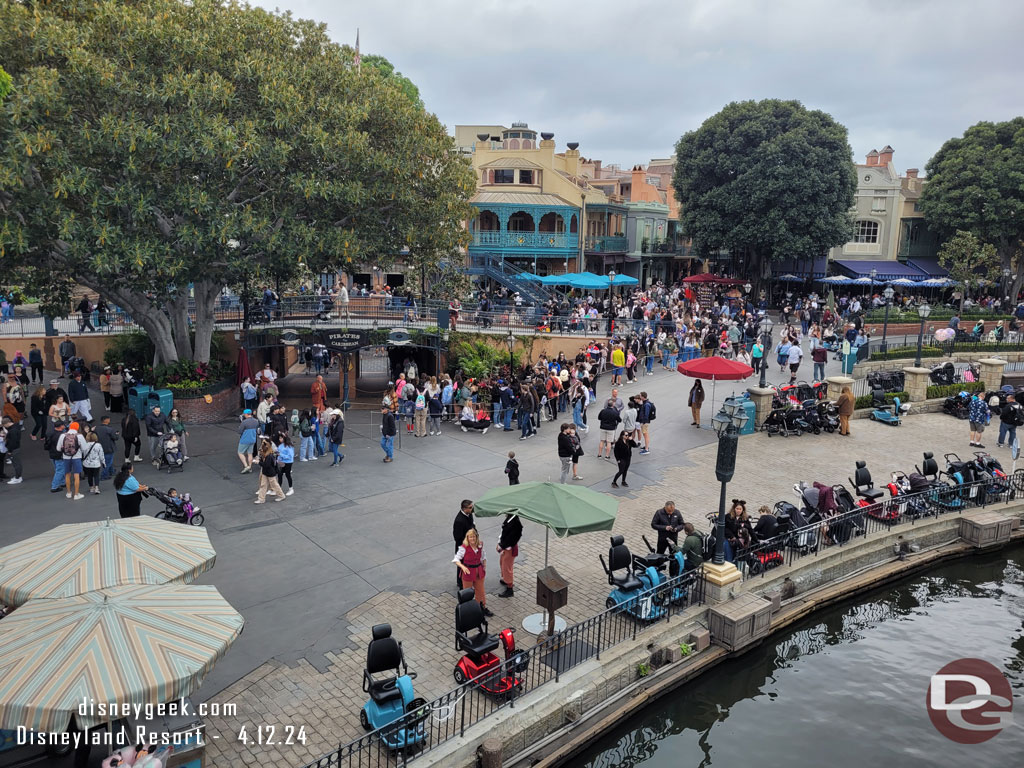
[855, 391, 908, 409]
[153, 359, 234, 391]
[868, 346, 944, 361]
[926, 382, 985, 399]
[104, 331, 154, 369]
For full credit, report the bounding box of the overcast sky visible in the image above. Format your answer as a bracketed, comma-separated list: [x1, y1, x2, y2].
[255, 0, 1023, 174]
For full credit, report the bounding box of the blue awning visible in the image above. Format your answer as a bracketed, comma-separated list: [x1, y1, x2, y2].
[908, 258, 949, 278]
[772, 255, 828, 278]
[832, 259, 927, 282]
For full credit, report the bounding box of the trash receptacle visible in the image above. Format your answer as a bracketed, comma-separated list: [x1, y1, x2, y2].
[843, 350, 857, 375]
[128, 385, 151, 418]
[740, 399, 757, 434]
[147, 389, 174, 414]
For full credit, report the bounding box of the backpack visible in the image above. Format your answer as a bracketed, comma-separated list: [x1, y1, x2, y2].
[300, 419, 313, 437]
[415, 393, 425, 410]
[62, 432, 78, 457]
[647, 400, 657, 421]
[1012, 403, 1024, 427]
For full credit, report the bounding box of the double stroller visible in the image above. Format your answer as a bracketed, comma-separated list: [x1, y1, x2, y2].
[929, 361, 957, 387]
[867, 370, 906, 394]
[761, 406, 806, 437]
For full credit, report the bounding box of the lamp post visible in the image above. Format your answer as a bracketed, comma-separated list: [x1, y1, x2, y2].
[914, 303, 932, 368]
[506, 332, 516, 378]
[869, 268, 877, 303]
[711, 397, 750, 566]
[758, 316, 773, 388]
[881, 285, 895, 352]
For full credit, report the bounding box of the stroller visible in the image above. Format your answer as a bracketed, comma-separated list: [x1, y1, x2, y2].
[887, 471, 935, 519]
[816, 400, 840, 433]
[157, 432, 185, 474]
[943, 391, 972, 419]
[149, 488, 204, 526]
[929, 361, 956, 387]
[780, 495, 820, 552]
[762, 407, 796, 437]
[65, 355, 89, 380]
[313, 295, 334, 323]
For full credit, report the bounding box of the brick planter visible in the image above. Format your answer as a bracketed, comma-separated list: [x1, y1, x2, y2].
[172, 382, 239, 424]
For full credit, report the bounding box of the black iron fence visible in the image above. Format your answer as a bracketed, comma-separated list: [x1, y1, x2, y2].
[298, 568, 706, 768]
[736, 469, 1024, 580]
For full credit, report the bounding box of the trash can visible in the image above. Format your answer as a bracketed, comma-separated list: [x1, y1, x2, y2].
[147, 389, 174, 414]
[842, 350, 857, 375]
[739, 399, 757, 435]
[128, 385, 151, 418]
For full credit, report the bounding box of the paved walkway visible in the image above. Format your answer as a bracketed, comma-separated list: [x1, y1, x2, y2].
[0, 351, 974, 768]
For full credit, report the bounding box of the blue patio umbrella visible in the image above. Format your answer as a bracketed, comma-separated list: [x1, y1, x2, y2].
[819, 275, 852, 284]
[517, 272, 542, 282]
[775, 273, 802, 282]
[608, 274, 639, 286]
[889, 278, 921, 288]
[538, 274, 576, 286]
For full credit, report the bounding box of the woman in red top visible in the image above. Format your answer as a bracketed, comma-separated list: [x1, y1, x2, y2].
[453, 528, 493, 617]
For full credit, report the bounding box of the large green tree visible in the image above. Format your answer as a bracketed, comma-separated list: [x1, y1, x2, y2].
[672, 99, 856, 288]
[920, 118, 1024, 301]
[937, 230, 999, 312]
[0, 0, 473, 362]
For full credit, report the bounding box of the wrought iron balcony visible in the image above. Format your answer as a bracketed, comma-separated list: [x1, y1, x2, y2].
[471, 231, 575, 249]
[584, 236, 629, 253]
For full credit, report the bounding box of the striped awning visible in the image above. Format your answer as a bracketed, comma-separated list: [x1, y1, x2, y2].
[0, 517, 216, 607]
[0, 584, 244, 732]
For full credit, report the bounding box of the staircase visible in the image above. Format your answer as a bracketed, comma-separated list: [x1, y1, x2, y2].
[466, 253, 558, 306]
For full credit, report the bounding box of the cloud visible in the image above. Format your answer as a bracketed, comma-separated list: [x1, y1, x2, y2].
[255, 0, 1024, 173]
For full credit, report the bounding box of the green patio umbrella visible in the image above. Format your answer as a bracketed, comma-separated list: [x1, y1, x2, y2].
[474, 481, 619, 567]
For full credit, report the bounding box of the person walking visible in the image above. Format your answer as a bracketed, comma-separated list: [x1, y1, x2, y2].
[2, 416, 22, 485]
[61, 421, 86, 500]
[114, 462, 148, 518]
[453, 528, 492, 617]
[28, 343, 43, 383]
[254, 440, 286, 503]
[29, 386, 46, 441]
[275, 433, 295, 496]
[611, 429, 637, 488]
[298, 408, 317, 461]
[650, 501, 684, 554]
[687, 380, 705, 428]
[82, 432, 104, 495]
[327, 411, 345, 466]
[998, 393, 1024, 448]
[836, 385, 855, 436]
[380, 403, 397, 462]
[637, 391, 655, 454]
[968, 394, 990, 448]
[122, 409, 143, 461]
[95, 414, 119, 480]
[496, 514, 522, 598]
[596, 399, 621, 460]
[237, 409, 259, 472]
[504, 451, 520, 484]
[453, 500, 475, 588]
[811, 344, 828, 382]
[167, 408, 189, 461]
[786, 342, 804, 384]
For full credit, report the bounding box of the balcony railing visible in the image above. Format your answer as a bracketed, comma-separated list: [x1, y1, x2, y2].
[471, 231, 575, 249]
[585, 235, 629, 253]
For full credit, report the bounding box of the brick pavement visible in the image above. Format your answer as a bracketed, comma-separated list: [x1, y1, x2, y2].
[202, 411, 981, 767]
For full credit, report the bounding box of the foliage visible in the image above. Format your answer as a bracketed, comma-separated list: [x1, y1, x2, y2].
[920, 118, 1024, 299]
[863, 308, 1011, 323]
[938, 231, 999, 311]
[0, 67, 10, 102]
[855, 391, 908, 410]
[369, 328, 392, 346]
[446, 333, 521, 378]
[0, 0, 474, 364]
[868, 346, 946, 361]
[636, 662, 651, 678]
[927, 382, 985, 400]
[154, 359, 234, 392]
[679, 642, 693, 657]
[361, 54, 422, 109]
[672, 99, 856, 289]
[104, 332, 154, 370]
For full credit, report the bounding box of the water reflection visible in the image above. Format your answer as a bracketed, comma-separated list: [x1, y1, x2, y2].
[581, 547, 1024, 768]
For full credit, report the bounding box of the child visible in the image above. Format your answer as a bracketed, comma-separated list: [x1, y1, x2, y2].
[163, 433, 183, 466]
[167, 488, 184, 509]
[504, 451, 520, 485]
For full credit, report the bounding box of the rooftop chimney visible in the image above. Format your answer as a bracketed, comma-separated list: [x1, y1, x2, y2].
[905, 168, 918, 178]
[866, 149, 879, 166]
[877, 145, 894, 166]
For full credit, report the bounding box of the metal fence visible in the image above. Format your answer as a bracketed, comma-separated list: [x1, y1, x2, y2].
[736, 469, 1024, 580]
[298, 568, 706, 768]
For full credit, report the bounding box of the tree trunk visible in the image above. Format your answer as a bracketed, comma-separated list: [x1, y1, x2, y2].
[192, 279, 219, 363]
[167, 297, 194, 361]
[81, 281, 179, 364]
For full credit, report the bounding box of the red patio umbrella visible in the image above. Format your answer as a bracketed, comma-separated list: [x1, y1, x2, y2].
[677, 357, 754, 421]
[235, 345, 253, 386]
[681, 274, 744, 285]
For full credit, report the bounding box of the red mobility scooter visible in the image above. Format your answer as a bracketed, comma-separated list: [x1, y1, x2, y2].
[453, 589, 528, 696]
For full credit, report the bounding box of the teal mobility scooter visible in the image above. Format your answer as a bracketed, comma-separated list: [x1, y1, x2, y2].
[599, 535, 670, 621]
[869, 388, 904, 426]
[360, 624, 428, 750]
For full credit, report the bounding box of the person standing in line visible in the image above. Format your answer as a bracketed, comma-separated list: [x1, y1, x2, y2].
[836, 385, 855, 437]
[58, 335, 76, 374]
[427, 393, 444, 435]
[254, 439, 286, 504]
[95, 414, 119, 480]
[453, 500, 475, 588]
[275, 433, 295, 496]
[114, 462, 148, 518]
[98, 367, 112, 412]
[688, 380, 705, 428]
[144, 404, 169, 466]
[496, 514, 522, 599]
[636, 391, 654, 455]
[298, 408, 317, 461]
[611, 429, 637, 488]
[310, 374, 328, 414]
[237, 409, 259, 472]
[413, 385, 428, 437]
[28, 343, 43, 384]
[29, 386, 46, 441]
[453, 528, 492, 617]
[108, 366, 124, 413]
[504, 450, 520, 485]
[327, 410, 345, 466]
[2, 416, 22, 485]
[122, 409, 143, 461]
[596, 399, 621, 460]
[650, 501, 684, 554]
[45, 421, 68, 492]
[68, 372, 92, 423]
[380, 403, 397, 463]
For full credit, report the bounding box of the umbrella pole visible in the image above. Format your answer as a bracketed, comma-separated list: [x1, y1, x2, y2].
[544, 528, 550, 568]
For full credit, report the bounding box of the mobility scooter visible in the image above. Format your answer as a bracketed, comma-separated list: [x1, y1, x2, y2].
[850, 460, 901, 524]
[641, 535, 695, 604]
[868, 390, 904, 426]
[600, 535, 669, 621]
[360, 624, 428, 750]
[453, 589, 527, 696]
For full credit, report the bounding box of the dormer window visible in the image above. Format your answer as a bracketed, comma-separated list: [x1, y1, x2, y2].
[519, 170, 534, 184]
[493, 169, 514, 184]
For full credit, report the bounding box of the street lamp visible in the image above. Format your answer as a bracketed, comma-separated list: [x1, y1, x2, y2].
[506, 332, 516, 378]
[607, 270, 617, 335]
[869, 268, 877, 302]
[914, 303, 932, 368]
[711, 397, 750, 566]
[758, 316, 773, 388]
[881, 285, 895, 352]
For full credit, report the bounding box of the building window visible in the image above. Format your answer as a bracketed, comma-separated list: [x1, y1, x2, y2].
[872, 195, 886, 212]
[853, 220, 879, 244]
[913, 202, 922, 212]
[493, 169, 514, 184]
[519, 170, 533, 185]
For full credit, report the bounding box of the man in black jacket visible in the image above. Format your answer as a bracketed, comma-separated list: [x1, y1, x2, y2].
[94, 414, 119, 480]
[497, 513, 523, 598]
[45, 421, 67, 492]
[651, 501, 684, 554]
[453, 499, 475, 588]
[144, 405, 170, 466]
[597, 399, 621, 460]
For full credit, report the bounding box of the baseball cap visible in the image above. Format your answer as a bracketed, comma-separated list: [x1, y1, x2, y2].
[69, 422, 80, 431]
[243, 409, 252, 415]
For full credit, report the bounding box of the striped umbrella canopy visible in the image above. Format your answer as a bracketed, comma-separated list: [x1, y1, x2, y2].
[0, 517, 216, 608]
[819, 275, 852, 284]
[0, 584, 244, 732]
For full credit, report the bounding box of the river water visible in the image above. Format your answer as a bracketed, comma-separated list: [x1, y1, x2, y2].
[579, 547, 1024, 768]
